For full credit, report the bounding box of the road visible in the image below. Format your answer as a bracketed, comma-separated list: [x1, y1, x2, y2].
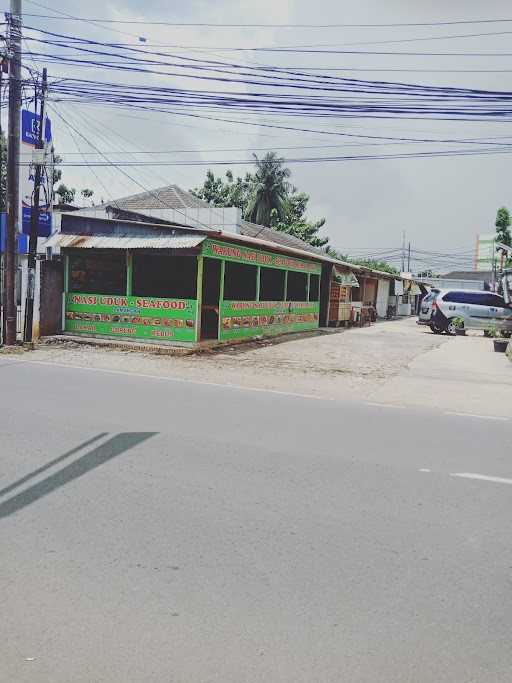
[1, 356, 511, 682]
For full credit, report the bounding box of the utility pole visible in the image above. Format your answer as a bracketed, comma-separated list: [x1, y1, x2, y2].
[407, 242, 411, 272]
[24, 67, 47, 342]
[3, 0, 22, 346]
[401, 230, 406, 273]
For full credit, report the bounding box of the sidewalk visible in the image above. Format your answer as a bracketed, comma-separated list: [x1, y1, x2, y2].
[368, 330, 512, 418]
[28, 318, 445, 401]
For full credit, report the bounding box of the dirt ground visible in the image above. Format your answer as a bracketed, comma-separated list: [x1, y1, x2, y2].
[24, 318, 449, 401]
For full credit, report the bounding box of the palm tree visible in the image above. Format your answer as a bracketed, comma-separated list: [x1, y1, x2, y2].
[245, 152, 291, 226]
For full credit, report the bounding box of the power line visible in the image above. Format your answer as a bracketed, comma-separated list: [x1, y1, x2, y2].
[17, 8, 512, 28]
[49, 103, 222, 231]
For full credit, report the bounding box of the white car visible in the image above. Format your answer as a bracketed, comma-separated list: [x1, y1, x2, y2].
[417, 288, 512, 336]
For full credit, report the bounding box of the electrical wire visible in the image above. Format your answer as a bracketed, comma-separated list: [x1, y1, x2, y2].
[18, 7, 512, 29]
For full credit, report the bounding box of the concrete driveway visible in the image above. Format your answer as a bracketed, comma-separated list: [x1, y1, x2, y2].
[370, 325, 512, 418]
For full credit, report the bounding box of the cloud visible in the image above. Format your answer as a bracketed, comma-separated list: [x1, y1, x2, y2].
[31, 0, 512, 268]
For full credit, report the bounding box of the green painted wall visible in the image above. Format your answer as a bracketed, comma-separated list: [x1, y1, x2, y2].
[65, 293, 197, 342]
[219, 300, 320, 341]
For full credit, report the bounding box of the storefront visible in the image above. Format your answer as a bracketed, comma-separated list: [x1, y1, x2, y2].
[60, 230, 323, 345]
[328, 267, 360, 326]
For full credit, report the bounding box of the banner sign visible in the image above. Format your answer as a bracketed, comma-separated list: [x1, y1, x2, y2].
[334, 270, 360, 286]
[21, 109, 52, 145]
[202, 239, 321, 275]
[64, 293, 197, 342]
[20, 108, 53, 237]
[219, 300, 320, 341]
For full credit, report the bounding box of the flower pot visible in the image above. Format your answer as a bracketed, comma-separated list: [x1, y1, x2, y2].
[493, 339, 509, 353]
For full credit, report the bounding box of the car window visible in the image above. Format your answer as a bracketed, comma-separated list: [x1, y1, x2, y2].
[442, 291, 498, 305]
[443, 291, 467, 303]
[481, 293, 505, 307]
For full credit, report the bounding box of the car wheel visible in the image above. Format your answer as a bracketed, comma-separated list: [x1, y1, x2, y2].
[445, 319, 457, 336]
[430, 323, 443, 334]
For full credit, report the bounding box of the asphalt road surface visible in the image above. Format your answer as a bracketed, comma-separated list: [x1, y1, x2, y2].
[1, 357, 511, 682]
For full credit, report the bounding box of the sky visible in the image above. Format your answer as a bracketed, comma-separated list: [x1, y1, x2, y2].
[13, 0, 512, 272]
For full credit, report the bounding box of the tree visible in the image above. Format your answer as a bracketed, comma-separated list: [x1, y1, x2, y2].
[191, 169, 253, 210]
[56, 183, 76, 205]
[270, 192, 328, 248]
[191, 154, 328, 248]
[351, 258, 399, 275]
[81, 188, 94, 205]
[245, 152, 290, 226]
[326, 246, 398, 274]
[53, 151, 63, 187]
[495, 206, 512, 247]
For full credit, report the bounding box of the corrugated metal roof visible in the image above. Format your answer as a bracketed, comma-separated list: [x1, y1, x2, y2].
[46, 232, 205, 250]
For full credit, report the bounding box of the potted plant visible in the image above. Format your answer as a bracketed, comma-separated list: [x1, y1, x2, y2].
[453, 316, 466, 336]
[485, 323, 509, 353]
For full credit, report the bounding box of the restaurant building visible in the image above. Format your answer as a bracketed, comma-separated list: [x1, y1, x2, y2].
[46, 211, 346, 346]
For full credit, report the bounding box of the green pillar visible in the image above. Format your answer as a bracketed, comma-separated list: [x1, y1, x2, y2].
[126, 251, 133, 296]
[64, 253, 69, 293]
[195, 255, 204, 343]
[256, 266, 261, 302]
[63, 253, 69, 332]
[217, 259, 225, 340]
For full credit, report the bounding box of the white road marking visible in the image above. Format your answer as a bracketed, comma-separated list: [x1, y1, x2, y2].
[450, 472, 512, 485]
[365, 402, 405, 409]
[419, 469, 431, 473]
[444, 411, 509, 421]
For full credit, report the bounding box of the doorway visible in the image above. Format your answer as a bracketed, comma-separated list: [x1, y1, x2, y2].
[201, 258, 221, 340]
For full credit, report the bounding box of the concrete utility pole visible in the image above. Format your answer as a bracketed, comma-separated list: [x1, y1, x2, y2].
[24, 67, 47, 342]
[3, 0, 22, 346]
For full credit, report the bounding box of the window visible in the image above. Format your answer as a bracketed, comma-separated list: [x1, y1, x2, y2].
[443, 291, 478, 304]
[481, 293, 505, 308]
[260, 267, 285, 301]
[132, 254, 197, 299]
[69, 252, 126, 294]
[443, 290, 504, 307]
[223, 262, 257, 301]
[309, 274, 320, 302]
[287, 271, 308, 301]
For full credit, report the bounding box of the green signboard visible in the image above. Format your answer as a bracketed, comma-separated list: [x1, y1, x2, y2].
[219, 300, 320, 341]
[65, 293, 197, 342]
[202, 239, 321, 275]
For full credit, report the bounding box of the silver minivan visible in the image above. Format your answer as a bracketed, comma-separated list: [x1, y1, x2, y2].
[418, 288, 512, 335]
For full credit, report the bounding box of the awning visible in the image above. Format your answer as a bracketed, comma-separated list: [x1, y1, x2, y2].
[333, 268, 359, 286]
[44, 232, 206, 250]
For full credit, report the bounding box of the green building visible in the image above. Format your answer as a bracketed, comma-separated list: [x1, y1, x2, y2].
[49, 212, 343, 346]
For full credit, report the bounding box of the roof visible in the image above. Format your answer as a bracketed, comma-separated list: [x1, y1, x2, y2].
[441, 270, 492, 281]
[105, 185, 211, 212]
[46, 231, 205, 250]
[54, 209, 416, 283]
[239, 219, 328, 259]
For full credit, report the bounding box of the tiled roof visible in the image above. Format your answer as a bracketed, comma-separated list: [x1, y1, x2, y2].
[108, 185, 211, 211]
[239, 219, 328, 259]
